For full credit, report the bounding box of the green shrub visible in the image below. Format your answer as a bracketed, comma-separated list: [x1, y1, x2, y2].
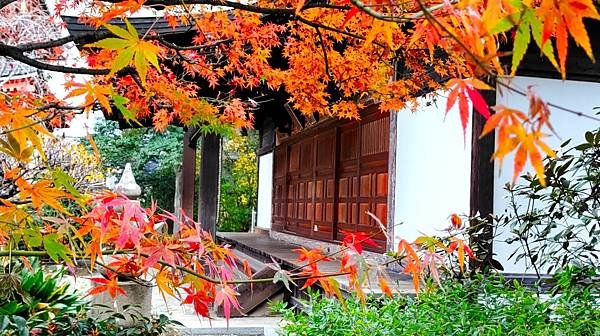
[0, 259, 182, 335]
[498, 127, 600, 275]
[279, 276, 600, 336]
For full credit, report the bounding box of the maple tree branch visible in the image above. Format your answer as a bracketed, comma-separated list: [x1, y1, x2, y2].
[0, 42, 110, 75]
[36, 102, 89, 112]
[498, 81, 600, 122]
[0, 249, 349, 286]
[0, 0, 16, 10]
[15, 31, 113, 52]
[346, 0, 452, 23]
[315, 27, 334, 82]
[295, 15, 387, 49]
[101, 0, 295, 15]
[99, 0, 348, 15]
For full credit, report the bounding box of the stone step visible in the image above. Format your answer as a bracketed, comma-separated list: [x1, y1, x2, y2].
[182, 327, 265, 336]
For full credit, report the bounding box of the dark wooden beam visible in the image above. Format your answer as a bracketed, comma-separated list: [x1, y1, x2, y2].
[469, 88, 497, 270]
[180, 129, 197, 229]
[198, 133, 221, 238]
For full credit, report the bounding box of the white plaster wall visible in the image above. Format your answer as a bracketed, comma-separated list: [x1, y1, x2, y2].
[393, 92, 472, 249]
[493, 76, 600, 273]
[256, 152, 274, 230]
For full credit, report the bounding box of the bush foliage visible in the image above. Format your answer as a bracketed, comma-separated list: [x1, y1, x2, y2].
[86, 120, 183, 213]
[499, 126, 600, 275]
[279, 274, 600, 336]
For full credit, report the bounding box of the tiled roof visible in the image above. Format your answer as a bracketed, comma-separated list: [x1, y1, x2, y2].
[0, 58, 37, 78]
[61, 16, 196, 39]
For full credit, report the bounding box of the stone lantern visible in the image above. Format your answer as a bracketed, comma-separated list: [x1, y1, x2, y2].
[114, 163, 142, 200]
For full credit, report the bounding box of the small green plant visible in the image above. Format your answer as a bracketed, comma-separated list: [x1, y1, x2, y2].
[0, 259, 89, 335]
[266, 299, 288, 315]
[71, 305, 183, 336]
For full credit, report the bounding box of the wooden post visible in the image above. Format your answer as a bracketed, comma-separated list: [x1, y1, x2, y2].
[180, 129, 196, 232]
[470, 88, 496, 270]
[198, 133, 221, 238]
[173, 167, 183, 233]
[386, 111, 397, 252]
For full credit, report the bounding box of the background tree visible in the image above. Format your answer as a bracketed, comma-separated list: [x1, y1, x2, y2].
[86, 120, 183, 212]
[218, 132, 258, 232]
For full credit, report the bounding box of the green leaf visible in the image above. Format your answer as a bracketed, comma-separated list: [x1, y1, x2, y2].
[490, 13, 520, 34]
[134, 49, 149, 83]
[142, 43, 160, 72]
[23, 228, 43, 247]
[89, 38, 130, 50]
[110, 47, 135, 75]
[511, 9, 532, 75]
[112, 94, 141, 126]
[124, 18, 139, 41]
[103, 22, 134, 40]
[51, 168, 82, 198]
[529, 13, 559, 72]
[43, 233, 73, 265]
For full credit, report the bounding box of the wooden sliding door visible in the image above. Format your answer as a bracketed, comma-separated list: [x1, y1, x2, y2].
[271, 108, 390, 251]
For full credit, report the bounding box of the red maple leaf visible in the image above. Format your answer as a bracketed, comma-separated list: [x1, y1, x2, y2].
[182, 285, 213, 317]
[341, 230, 379, 254]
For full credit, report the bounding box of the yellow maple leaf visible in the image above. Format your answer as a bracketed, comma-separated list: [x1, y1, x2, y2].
[88, 18, 162, 82]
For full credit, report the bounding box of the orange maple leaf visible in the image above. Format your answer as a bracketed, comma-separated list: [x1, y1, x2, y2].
[377, 274, 394, 297]
[15, 178, 72, 214]
[66, 82, 112, 113]
[537, 0, 600, 77]
[483, 106, 555, 186]
[447, 238, 475, 273]
[294, 247, 330, 265]
[88, 272, 126, 299]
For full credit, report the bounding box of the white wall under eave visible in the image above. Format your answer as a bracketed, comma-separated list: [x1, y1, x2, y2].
[393, 92, 472, 250]
[493, 76, 600, 274]
[256, 152, 274, 230]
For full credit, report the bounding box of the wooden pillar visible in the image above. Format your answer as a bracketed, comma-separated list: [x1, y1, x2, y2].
[197, 133, 221, 238]
[179, 129, 196, 232]
[470, 88, 496, 270]
[386, 111, 398, 252]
